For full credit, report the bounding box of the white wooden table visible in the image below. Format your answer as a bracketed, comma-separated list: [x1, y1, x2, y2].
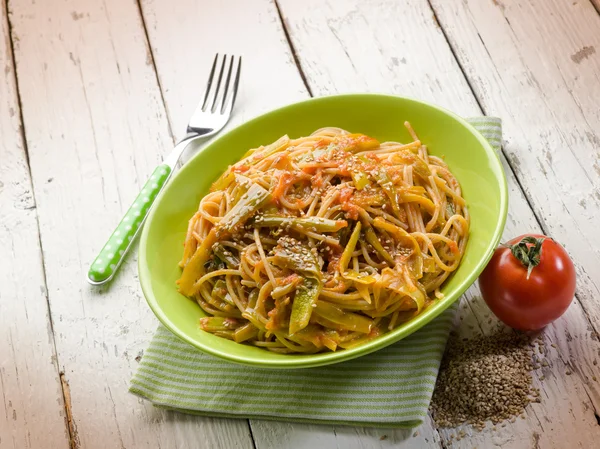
[2, 0, 600, 447]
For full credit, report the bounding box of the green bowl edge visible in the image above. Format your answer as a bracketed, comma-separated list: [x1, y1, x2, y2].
[138, 93, 509, 369]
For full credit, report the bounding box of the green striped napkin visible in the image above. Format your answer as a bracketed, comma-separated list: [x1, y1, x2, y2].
[130, 117, 502, 428]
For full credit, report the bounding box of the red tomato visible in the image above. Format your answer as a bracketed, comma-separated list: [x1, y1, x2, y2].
[478, 234, 576, 331]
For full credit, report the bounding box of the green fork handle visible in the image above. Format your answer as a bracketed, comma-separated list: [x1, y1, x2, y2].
[87, 164, 172, 285]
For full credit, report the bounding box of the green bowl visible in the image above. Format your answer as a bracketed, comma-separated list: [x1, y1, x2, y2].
[139, 94, 508, 369]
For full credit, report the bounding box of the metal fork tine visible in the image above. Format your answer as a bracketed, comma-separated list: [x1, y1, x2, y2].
[201, 54, 219, 110]
[223, 56, 242, 115]
[220, 55, 235, 114]
[209, 55, 227, 112]
[233, 56, 242, 107]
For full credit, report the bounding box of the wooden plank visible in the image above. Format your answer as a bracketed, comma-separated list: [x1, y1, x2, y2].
[139, 0, 308, 135]
[7, 0, 254, 447]
[431, 0, 600, 397]
[250, 0, 464, 447]
[279, 0, 480, 116]
[428, 0, 600, 327]
[0, 2, 70, 448]
[425, 3, 600, 445]
[273, 0, 600, 448]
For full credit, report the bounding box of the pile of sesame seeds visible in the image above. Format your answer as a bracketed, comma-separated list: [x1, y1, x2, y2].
[430, 332, 540, 431]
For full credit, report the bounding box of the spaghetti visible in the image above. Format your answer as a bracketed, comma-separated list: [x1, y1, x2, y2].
[177, 122, 469, 353]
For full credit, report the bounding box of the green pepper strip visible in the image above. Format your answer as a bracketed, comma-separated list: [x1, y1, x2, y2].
[365, 226, 395, 266]
[210, 279, 234, 306]
[178, 228, 219, 295]
[272, 239, 321, 277]
[199, 317, 241, 332]
[351, 170, 370, 190]
[376, 169, 401, 216]
[289, 277, 322, 334]
[247, 289, 259, 309]
[255, 215, 347, 233]
[217, 183, 271, 234]
[339, 221, 362, 274]
[234, 323, 259, 343]
[210, 169, 235, 192]
[313, 301, 373, 333]
[213, 244, 240, 269]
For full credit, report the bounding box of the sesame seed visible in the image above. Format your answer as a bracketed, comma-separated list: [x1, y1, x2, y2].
[430, 333, 536, 431]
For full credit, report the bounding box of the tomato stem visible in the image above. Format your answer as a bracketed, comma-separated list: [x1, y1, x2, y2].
[508, 236, 545, 279]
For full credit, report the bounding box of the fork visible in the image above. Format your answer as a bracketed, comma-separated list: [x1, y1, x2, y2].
[87, 54, 242, 285]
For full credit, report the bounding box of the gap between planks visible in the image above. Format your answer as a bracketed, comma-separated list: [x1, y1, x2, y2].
[271, 0, 446, 446]
[60, 372, 80, 449]
[8, 0, 595, 448]
[3, 0, 75, 445]
[273, 0, 600, 447]
[426, 0, 550, 235]
[274, 0, 313, 97]
[425, 0, 600, 402]
[135, 0, 176, 144]
[7, 0, 256, 446]
[426, 0, 600, 348]
[133, 0, 260, 447]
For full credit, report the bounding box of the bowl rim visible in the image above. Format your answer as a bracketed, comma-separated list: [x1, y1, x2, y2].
[138, 93, 508, 369]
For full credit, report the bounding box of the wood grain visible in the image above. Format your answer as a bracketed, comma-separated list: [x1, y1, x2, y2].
[5, 0, 600, 447]
[275, 0, 600, 447]
[430, 0, 600, 414]
[139, 0, 308, 138]
[6, 0, 254, 447]
[0, 2, 70, 448]
[429, 0, 600, 328]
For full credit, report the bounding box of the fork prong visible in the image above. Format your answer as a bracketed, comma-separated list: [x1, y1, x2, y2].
[222, 56, 242, 116]
[201, 54, 219, 110]
[208, 55, 227, 113]
[220, 55, 235, 114]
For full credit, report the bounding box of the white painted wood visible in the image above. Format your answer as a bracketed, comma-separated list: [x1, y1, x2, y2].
[274, 0, 600, 447]
[139, 0, 308, 139]
[280, 0, 481, 117]
[427, 1, 600, 445]
[6, 0, 600, 447]
[429, 0, 600, 327]
[0, 3, 70, 449]
[7, 0, 254, 447]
